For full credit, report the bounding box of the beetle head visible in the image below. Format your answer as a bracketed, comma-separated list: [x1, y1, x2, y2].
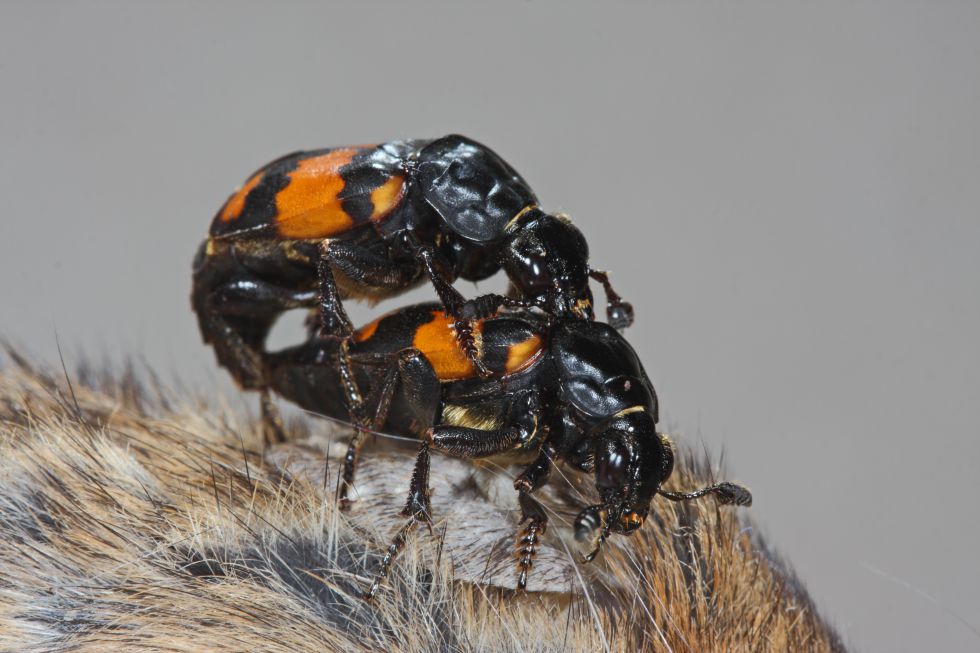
[573, 413, 753, 561]
[503, 212, 594, 320]
[575, 409, 672, 541]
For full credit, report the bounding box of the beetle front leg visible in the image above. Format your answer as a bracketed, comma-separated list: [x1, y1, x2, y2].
[424, 393, 552, 591]
[513, 442, 556, 494]
[403, 232, 492, 377]
[589, 269, 634, 330]
[574, 504, 610, 562]
[458, 292, 535, 321]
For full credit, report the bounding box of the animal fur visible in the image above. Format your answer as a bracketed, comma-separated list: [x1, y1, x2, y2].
[0, 352, 847, 652]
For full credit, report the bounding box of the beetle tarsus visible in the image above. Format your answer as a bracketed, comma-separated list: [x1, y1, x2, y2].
[450, 317, 493, 377]
[515, 491, 548, 591]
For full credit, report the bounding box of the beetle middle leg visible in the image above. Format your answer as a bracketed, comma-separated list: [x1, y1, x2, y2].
[400, 231, 493, 377]
[426, 393, 553, 590]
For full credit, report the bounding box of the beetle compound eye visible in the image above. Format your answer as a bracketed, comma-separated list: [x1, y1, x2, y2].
[596, 441, 631, 490]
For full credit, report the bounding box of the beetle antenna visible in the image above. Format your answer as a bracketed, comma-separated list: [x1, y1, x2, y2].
[659, 481, 752, 507]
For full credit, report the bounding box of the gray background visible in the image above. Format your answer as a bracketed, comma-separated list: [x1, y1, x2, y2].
[2, 2, 978, 650]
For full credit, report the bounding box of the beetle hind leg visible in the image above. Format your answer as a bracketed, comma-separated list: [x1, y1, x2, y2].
[339, 347, 441, 509]
[515, 491, 549, 591]
[335, 339, 371, 508]
[512, 443, 555, 590]
[363, 443, 433, 600]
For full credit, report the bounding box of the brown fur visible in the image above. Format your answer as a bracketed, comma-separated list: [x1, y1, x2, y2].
[0, 352, 847, 652]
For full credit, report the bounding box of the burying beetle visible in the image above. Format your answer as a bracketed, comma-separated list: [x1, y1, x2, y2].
[192, 135, 633, 442]
[265, 302, 751, 598]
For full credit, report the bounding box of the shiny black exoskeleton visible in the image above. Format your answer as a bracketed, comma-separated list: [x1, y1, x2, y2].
[265, 303, 750, 597]
[192, 135, 633, 443]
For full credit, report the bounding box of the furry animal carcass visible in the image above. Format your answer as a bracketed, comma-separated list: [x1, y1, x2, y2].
[0, 353, 847, 652]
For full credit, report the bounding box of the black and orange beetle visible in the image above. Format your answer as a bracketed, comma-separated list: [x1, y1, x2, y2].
[264, 302, 751, 597]
[191, 135, 632, 441]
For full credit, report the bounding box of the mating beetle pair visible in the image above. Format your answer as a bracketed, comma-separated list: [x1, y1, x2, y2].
[192, 135, 632, 442]
[191, 135, 750, 597]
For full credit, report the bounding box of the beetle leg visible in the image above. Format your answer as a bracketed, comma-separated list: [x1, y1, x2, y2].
[195, 277, 316, 390]
[404, 233, 492, 377]
[193, 254, 316, 442]
[326, 239, 424, 290]
[510, 442, 557, 590]
[516, 491, 549, 591]
[589, 269, 634, 330]
[458, 292, 535, 321]
[305, 242, 424, 340]
[340, 347, 441, 507]
[426, 425, 525, 457]
[338, 428, 367, 509]
[363, 443, 432, 601]
[514, 442, 556, 494]
[317, 241, 355, 339]
[336, 340, 370, 508]
[574, 504, 610, 562]
[427, 392, 539, 458]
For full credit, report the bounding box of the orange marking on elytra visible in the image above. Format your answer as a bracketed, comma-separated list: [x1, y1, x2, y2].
[219, 171, 263, 223]
[353, 317, 381, 343]
[369, 173, 406, 221]
[274, 149, 359, 239]
[504, 334, 544, 374]
[413, 311, 480, 380]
